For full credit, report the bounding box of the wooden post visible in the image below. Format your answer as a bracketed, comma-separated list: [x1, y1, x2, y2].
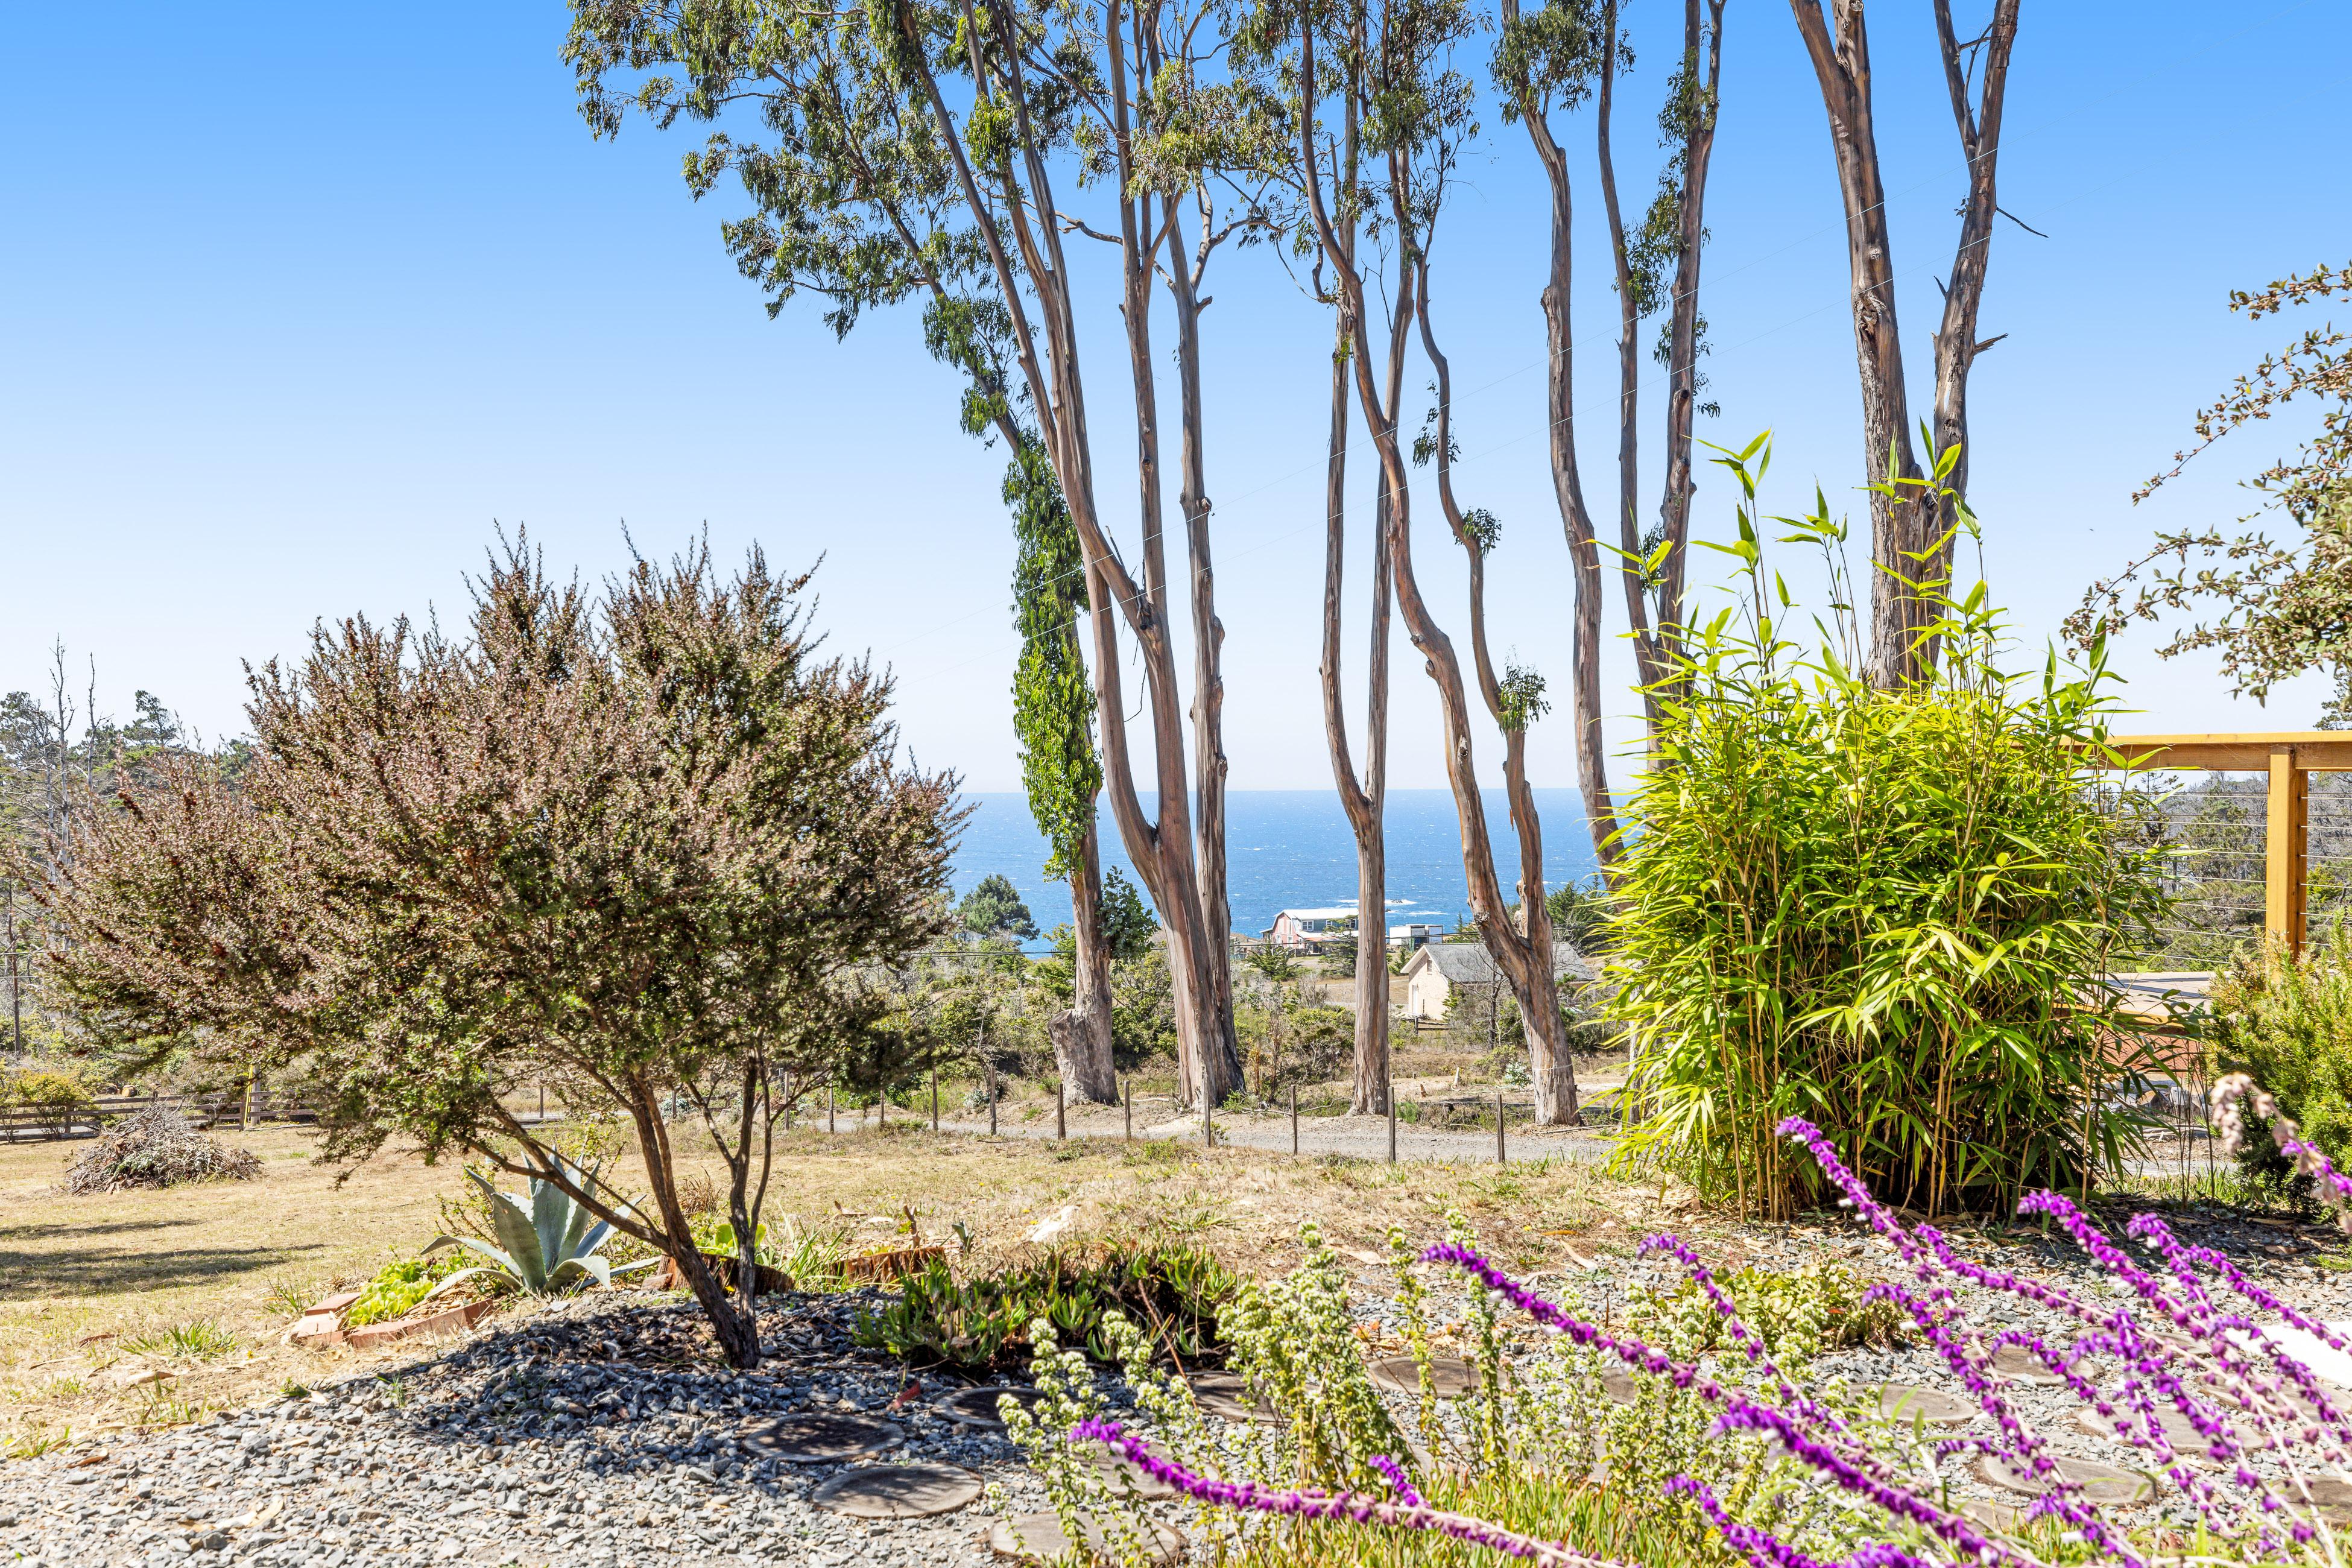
[1202, 1080, 1213, 1151]
[1496, 1089, 1506, 1164]
[827, 1086, 835, 1134]
[1290, 1085, 1298, 1155]
[537, 1083, 546, 1125]
[1387, 1084, 1397, 1163]
[782, 1073, 792, 1131]
[986, 1056, 998, 1137]
[2269, 744, 2310, 954]
[1122, 1079, 1132, 1142]
[1056, 1078, 1066, 1140]
[931, 1067, 940, 1133]
[241, 1073, 253, 1133]
[877, 1093, 885, 1130]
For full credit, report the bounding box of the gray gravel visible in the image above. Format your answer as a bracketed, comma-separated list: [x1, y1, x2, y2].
[1, 1291, 1069, 1568]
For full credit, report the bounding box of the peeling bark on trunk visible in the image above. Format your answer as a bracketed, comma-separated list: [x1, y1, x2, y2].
[1790, 0, 1929, 688]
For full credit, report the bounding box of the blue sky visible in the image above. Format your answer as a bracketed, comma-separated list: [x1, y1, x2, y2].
[4, 1, 2347, 824]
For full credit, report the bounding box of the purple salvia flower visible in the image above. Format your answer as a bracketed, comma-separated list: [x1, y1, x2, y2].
[1066, 1419, 1629, 1568]
[1368, 1453, 1423, 1509]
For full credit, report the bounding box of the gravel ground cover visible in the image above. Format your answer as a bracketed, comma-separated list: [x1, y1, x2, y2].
[9, 1195, 2348, 1567]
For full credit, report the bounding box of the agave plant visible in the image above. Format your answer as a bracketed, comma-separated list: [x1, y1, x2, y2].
[423, 1157, 654, 1297]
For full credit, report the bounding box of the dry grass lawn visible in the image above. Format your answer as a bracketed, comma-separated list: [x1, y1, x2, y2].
[0, 1117, 1660, 1459]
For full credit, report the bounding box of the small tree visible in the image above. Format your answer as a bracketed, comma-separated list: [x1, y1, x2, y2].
[28, 542, 958, 1368]
[958, 875, 1039, 942]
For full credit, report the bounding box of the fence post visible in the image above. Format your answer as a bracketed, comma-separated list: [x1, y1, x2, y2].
[1388, 1082, 1397, 1163]
[986, 1056, 998, 1137]
[1056, 1079, 1066, 1140]
[931, 1067, 940, 1133]
[2270, 744, 2310, 953]
[1201, 1078, 1213, 1151]
[1290, 1085, 1299, 1155]
[1122, 1079, 1132, 1142]
[241, 1075, 253, 1133]
[1496, 1088, 1506, 1165]
[827, 1086, 835, 1134]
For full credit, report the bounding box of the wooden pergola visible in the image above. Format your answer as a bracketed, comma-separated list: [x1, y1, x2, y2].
[2094, 731, 2352, 954]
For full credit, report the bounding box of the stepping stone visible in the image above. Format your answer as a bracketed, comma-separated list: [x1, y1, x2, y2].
[742, 1412, 905, 1463]
[1076, 1439, 1178, 1501]
[1599, 1370, 1639, 1405]
[811, 1462, 982, 1519]
[1189, 1373, 1282, 1426]
[1976, 1453, 2151, 1505]
[1367, 1356, 1483, 1398]
[1988, 1347, 2067, 1386]
[2073, 1403, 2246, 1464]
[990, 1510, 1184, 1564]
[1880, 1385, 1973, 1426]
[933, 1385, 1047, 1431]
[2287, 1475, 2352, 1513]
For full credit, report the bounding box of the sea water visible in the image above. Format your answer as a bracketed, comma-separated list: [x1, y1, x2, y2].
[950, 788, 1600, 944]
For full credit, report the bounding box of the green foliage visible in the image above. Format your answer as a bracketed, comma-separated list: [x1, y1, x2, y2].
[1611, 440, 2170, 1218]
[957, 874, 1038, 941]
[344, 1256, 473, 1329]
[2, 1066, 93, 1135]
[1544, 877, 1614, 955]
[423, 1157, 650, 1297]
[1636, 1262, 1910, 1357]
[850, 1241, 1236, 1371]
[2208, 924, 2352, 1192]
[1098, 868, 1157, 960]
[1108, 944, 1180, 1070]
[1245, 945, 1300, 982]
[1002, 436, 1104, 885]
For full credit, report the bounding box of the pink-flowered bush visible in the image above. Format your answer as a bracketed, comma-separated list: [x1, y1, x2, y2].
[1058, 1075, 2352, 1568]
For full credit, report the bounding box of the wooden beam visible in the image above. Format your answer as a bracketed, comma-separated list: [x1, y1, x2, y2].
[2269, 744, 2310, 953]
[2091, 733, 2352, 772]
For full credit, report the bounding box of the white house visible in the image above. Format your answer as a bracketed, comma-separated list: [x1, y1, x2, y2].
[1400, 941, 1595, 1021]
[1266, 906, 1359, 950]
[1387, 923, 1446, 950]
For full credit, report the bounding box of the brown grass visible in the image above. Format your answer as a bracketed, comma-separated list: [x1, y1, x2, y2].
[0, 1118, 1659, 1457]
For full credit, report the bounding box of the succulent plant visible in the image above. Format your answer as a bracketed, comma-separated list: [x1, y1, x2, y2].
[423, 1156, 654, 1297]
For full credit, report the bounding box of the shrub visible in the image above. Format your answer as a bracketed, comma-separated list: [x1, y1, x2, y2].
[345, 1256, 473, 1328]
[1637, 1260, 1910, 1355]
[1611, 447, 2168, 1218]
[852, 1241, 1234, 1371]
[60, 1106, 261, 1193]
[2208, 923, 2352, 1192]
[3, 1067, 95, 1137]
[31, 544, 959, 1369]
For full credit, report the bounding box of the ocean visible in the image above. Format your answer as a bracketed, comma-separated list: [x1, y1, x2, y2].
[950, 789, 1601, 943]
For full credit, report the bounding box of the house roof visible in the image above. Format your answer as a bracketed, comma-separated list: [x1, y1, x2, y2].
[1272, 906, 1360, 923]
[1407, 941, 1595, 985]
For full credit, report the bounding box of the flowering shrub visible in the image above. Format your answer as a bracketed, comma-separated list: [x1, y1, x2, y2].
[1014, 1076, 2352, 1568]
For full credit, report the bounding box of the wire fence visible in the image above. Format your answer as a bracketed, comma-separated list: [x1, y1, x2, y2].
[2110, 769, 2352, 970]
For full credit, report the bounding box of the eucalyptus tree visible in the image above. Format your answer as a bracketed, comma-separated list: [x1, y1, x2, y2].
[565, 0, 1264, 1105]
[1587, 0, 1725, 726]
[1244, 0, 1581, 1122]
[1787, 0, 2020, 684]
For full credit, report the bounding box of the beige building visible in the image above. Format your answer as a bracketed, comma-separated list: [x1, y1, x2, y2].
[1400, 941, 1595, 1022]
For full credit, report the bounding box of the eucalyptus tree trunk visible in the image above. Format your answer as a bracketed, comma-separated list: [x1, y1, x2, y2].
[1499, 0, 1620, 880]
[1316, 102, 1399, 1113]
[1292, 14, 1577, 1125]
[1052, 820, 1118, 1102]
[1789, 0, 1928, 687]
[903, 0, 1242, 1110]
[1595, 5, 1663, 738]
[1923, 0, 2020, 669]
[1655, 0, 1727, 643]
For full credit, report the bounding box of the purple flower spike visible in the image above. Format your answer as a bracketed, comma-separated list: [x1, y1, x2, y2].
[1065, 1419, 1633, 1568]
[1368, 1453, 1424, 1509]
